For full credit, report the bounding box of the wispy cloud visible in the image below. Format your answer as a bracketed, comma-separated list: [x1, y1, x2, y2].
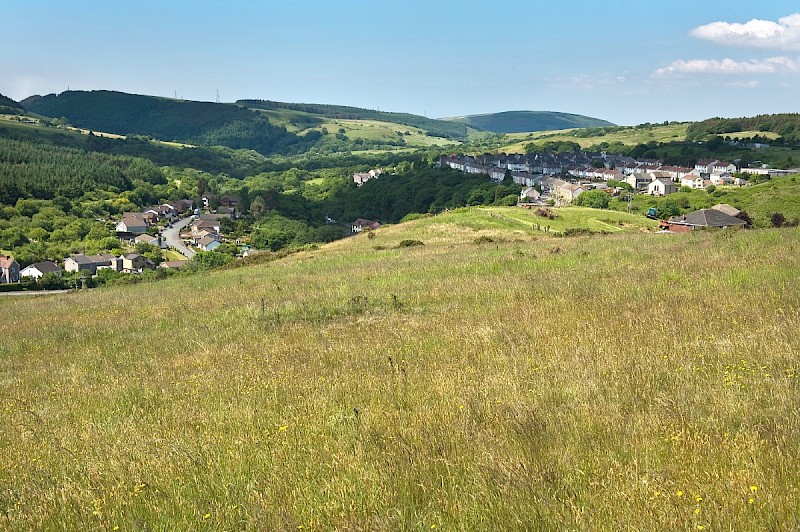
[652, 56, 798, 77]
[726, 80, 761, 89]
[690, 14, 800, 51]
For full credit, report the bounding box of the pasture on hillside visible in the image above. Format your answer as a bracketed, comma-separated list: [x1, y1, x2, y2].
[1, 222, 799, 529]
[498, 123, 691, 153]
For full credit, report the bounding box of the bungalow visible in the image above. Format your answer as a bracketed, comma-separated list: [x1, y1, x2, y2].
[116, 215, 149, 236]
[0, 255, 21, 284]
[198, 235, 222, 252]
[648, 178, 678, 196]
[64, 254, 97, 275]
[667, 209, 747, 230]
[352, 218, 381, 233]
[20, 260, 62, 281]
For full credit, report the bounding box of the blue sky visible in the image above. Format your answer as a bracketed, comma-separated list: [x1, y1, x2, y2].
[2, 1, 798, 125]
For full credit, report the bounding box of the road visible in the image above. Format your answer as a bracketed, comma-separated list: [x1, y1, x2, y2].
[162, 216, 196, 259]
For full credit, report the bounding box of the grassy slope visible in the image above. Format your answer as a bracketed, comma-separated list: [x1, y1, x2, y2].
[2, 213, 799, 529]
[254, 108, 456, 148]
[498, 123, 691, 152]
[620, 175, 800, 228]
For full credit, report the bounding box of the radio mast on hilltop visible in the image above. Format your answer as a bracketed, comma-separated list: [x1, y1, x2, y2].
[216, 90, 220, 104]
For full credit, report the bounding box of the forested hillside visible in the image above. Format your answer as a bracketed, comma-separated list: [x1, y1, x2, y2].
[0, 138, 166, 204]
[443, 111, 614, 133]
[238, 100, 471, 140]
[22, 91, 319, 156]
[0, 93, 23, 115]
[686, 114, 800, 143]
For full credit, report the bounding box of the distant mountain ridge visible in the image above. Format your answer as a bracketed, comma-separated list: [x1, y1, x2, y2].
[442, 111, 615, 133]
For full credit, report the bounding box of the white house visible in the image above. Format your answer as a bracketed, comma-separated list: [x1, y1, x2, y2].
[20, 261, 62, 280]
[116, 215, 148, 235]
[648, 178, 678, 196]
[710, 173, 734, 186]
[681, 174, 705, 188]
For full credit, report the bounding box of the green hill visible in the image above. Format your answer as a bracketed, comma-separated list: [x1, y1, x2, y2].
[0, 92, 23, 114]
[238, 100, 471, 140]
[21, 90, 318, 156]
[443, 110, 615, 134]
[1, 213, 798, 529]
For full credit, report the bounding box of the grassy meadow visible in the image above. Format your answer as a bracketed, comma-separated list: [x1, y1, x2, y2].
[1, 210, 799, 529]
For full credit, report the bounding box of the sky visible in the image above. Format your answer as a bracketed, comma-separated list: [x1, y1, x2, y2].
[2, 0, 799, 125]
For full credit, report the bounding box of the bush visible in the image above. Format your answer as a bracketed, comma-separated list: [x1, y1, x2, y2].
[398, 239, 424, 248]
[574, 189, 610, 209]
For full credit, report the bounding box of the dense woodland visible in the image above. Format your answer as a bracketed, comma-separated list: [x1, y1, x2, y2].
[686, 114, 800, 143]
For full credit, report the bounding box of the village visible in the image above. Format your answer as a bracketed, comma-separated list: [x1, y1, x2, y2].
[0, 191, 388, 288]
[436, 151, 797, 205]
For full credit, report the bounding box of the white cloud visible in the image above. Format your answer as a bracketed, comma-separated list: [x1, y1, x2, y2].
[652, 56, 798, 77]
[726, 80, 761, 89]
[691, 14, 800, 51]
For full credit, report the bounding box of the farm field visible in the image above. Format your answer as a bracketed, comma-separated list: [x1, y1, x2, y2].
[1, 215, 799, 529]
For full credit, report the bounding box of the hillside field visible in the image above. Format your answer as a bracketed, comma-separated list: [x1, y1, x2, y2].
[1, 211, 799, 529]
[498, 123, 691, 152]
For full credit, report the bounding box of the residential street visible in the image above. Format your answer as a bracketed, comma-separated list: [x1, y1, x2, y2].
[162, 216, 195, 259]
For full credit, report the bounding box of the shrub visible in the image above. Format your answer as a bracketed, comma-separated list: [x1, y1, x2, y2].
[398, 239, 424, 248]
